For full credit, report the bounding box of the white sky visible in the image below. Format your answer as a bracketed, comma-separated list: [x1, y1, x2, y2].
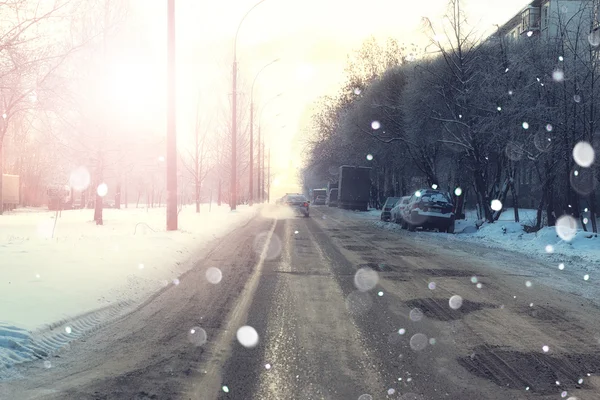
[123, 0, 530, 195]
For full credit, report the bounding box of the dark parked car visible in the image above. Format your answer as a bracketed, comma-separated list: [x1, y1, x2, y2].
[380, 197, 401, 221]
[400, 189, 455, 233]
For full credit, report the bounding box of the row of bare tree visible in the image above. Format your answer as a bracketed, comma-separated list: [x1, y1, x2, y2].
[303, 0, 600, 232]
[0, 0, 268, 222]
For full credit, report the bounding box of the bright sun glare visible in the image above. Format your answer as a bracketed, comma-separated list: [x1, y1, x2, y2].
[106, 62, 163, 116]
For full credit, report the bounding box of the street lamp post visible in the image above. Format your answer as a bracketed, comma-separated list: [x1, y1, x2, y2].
[231, 0, 267, 210]
[249, 58, 279, 205]
[166, 0, 177, 230]
[265, 124, 284, 203]
[257, 95, 282, 202]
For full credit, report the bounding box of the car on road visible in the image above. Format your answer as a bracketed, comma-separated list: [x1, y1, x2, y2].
[314, 195, 326, 205]
[380, 196, 400, 221]
[400, 189, 455, 233]
[285, 194, 310, 217]
[390, 196, 411, 223]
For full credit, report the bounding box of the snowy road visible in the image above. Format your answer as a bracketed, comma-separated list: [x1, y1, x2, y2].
[2, 206, 600, 399]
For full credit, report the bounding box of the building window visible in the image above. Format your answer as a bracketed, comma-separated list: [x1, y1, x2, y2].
[542, 4, 549, 29]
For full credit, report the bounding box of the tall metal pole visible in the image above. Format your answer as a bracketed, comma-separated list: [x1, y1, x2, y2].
[250, 59, 278, 205]
[249, 102, 253, 205]
[262, 139, 265, 203]
[267, 147, 271, 203]
[257, 123, 261, 202]
[231, 57, 237, 210]
[232, 0, 268, 210]
[256, 95, 281, 202]
[166, 0, 178, 230]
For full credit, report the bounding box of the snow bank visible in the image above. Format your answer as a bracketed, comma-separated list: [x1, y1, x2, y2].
[352, 207, 600, 265]
[0, 204, 257, 378]
[454, 211, 600, 264]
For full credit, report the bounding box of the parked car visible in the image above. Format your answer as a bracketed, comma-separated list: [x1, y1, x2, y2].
[327, 188, 339, 207]
[400, 189, 455, 233]
[285, 194, 310, 217]
[380, 197, 401, 221]
[390, 196, 411, 223]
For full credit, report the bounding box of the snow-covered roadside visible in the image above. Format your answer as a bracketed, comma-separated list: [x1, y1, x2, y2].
[363, 207, 600, 265]
[0, 205, 258, 378]
[326, 206, 600, 308]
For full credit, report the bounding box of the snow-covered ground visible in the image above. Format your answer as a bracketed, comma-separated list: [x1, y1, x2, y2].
[364, 207, 600, 264]
[451, 209, 600, 265]
[0, 204, 257, 378]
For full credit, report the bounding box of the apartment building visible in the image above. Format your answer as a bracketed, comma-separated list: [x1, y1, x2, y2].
[497, 0, 599, 41]
[488, 0, 599, 210]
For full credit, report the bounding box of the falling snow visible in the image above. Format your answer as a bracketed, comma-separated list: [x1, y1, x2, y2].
[96, 183, 108, 197]
[552, 69, 565, 82]
[188, 326, 207, 347]
[205, 267, 223, 284]
[490, 199, 502, 211]
[409, 333, 428, 351]
[573, 141, 595, 167]
[236, 325, 259, 348]
[409, 308, 424, 322]
[556, 215, 577, 241]
[354, 268, 379, 292]
[449, 295, 463, 310]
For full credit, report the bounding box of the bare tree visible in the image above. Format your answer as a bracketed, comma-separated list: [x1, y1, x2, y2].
[182, 93, 213, 213]
[0, 0, 96, 214]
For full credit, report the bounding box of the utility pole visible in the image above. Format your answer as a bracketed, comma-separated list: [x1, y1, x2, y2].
[267, 147, 271, 203]
[166, 0, 178, 230]
[249, 103, 253, 205]
[257, 124, 261, 202]
[262, 140, 266, 202]
[94, 0, 110, 226]
[250, 58, 278, 205]
[231, 55, 237, 210]
[231, 0, 268, 210]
